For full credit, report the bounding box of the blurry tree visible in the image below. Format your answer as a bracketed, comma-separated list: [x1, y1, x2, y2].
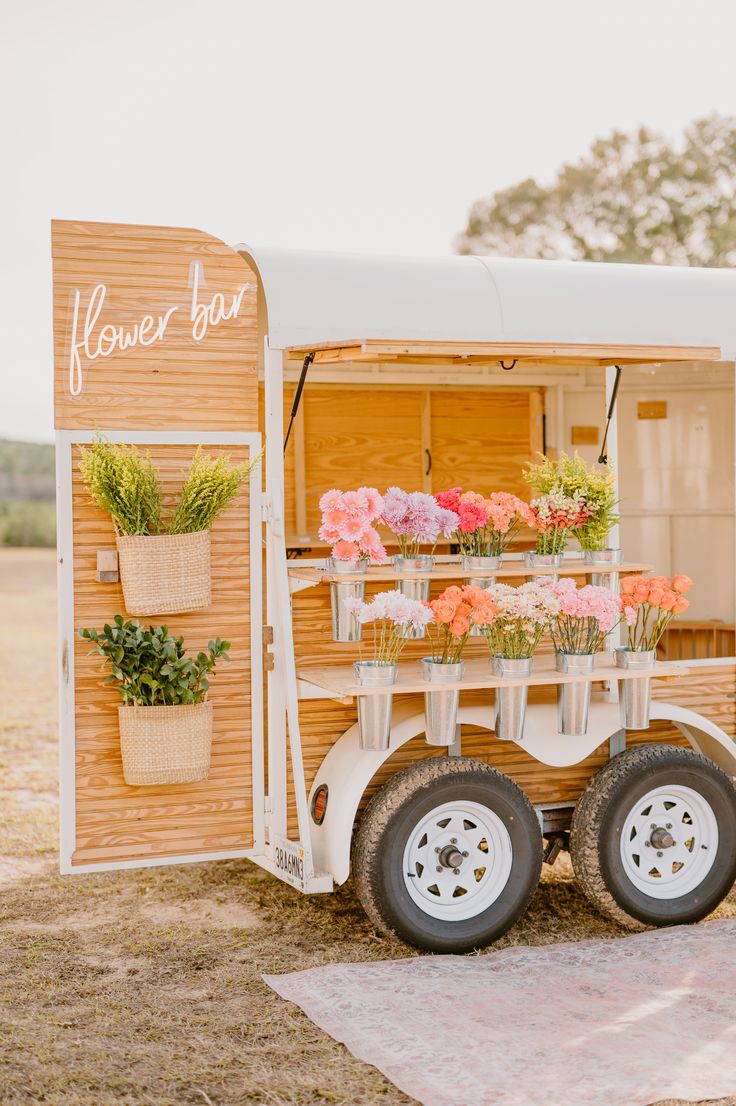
[455, 115, 736, 266]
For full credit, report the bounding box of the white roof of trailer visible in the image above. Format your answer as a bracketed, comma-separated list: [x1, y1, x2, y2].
[237, 245, 736, 359]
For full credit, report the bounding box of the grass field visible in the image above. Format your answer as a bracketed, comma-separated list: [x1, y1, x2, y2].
[0, 548, 733, 1105]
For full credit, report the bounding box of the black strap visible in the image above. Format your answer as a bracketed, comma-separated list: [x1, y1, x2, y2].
[598, 365, 622, 465]
[283, 352, 315, 454]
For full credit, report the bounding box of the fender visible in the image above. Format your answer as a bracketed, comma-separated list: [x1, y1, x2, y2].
[307, 696, 736, 885]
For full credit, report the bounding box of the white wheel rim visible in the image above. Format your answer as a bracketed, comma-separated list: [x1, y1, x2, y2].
[402, 800, 513, 921]
[619, 783, 719, 899]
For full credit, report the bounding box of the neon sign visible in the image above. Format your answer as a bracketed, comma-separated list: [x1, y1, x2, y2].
[67, 266, 254, 396]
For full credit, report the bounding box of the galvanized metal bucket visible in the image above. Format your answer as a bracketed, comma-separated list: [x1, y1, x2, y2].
[584, 547, 623, 590]
[354, 661, 398, 750]
[615, 648, 656, 730]
[555, 651, 595, 736]
[328, 558, 366, 642]
[421, 658, 464, 745]
[461, 554, 499, 635]
[524, 551, 562, 583]
[492, 655, 533, 742]
[394, 555, 434, 638]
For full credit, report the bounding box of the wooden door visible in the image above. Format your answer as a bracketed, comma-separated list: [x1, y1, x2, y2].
[301, 387, 425, 537]
[52, 221, 261, 872]
[430, 388, 543, 496]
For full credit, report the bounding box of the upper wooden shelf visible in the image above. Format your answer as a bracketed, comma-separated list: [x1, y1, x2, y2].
[288, 559, 653, 585]
[296, 653, 690, 701]
[284, 338, 721, 369]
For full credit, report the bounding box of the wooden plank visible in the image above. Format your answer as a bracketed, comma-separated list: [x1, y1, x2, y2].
[296, 654, 688, 699]
[288, 560, 654, 584]
[52, 220, 258, 430]
[286, 339, 721, 366]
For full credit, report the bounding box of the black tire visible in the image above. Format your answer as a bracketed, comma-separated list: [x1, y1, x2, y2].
[352, 756, 542, 953]
[570, 743, 736, 930]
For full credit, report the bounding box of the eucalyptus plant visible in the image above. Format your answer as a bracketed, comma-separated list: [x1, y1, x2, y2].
[80, 615, 230, 706]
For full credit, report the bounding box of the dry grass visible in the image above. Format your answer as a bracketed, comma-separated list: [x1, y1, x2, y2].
[0, 548, 733, 1106]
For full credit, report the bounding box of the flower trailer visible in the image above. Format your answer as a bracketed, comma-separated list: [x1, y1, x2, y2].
[53, 220, 736, 953]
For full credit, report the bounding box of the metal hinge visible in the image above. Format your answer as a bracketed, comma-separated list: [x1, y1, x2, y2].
[260, 495, 273, 523]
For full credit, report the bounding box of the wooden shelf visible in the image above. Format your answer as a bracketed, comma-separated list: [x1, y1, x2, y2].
[288, 559, 653, 586]
[296, 653, 689, 702]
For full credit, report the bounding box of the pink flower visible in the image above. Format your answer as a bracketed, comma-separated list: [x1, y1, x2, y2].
[359, 525, 388, 564]
[672, 574, 693, 595]
[339, 515, 368, 541]
[331, 540, 360, 563]
[359, 486, 384, 519]
[318, 489, 344, 513]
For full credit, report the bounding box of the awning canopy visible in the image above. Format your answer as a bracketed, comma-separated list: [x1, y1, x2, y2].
[237, 245, 735, 366]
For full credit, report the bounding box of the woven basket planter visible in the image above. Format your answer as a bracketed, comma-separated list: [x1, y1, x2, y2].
[115, 530, 211, 616]
[118, 702, 213, 786]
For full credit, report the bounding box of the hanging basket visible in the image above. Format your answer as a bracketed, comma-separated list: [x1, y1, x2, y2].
[118, 702, 213, 786]
[115, 530, 211, 616]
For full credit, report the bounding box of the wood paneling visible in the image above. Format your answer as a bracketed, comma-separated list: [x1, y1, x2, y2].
[52, 221, 258, 431]
[430, 388, 542, 496]
[71, 444, 255, 866]
[302, 388, 425, 535]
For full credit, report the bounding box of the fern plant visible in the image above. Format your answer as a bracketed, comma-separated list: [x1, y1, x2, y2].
[167, 447, 256, 534]
[80, 615, 230, 706]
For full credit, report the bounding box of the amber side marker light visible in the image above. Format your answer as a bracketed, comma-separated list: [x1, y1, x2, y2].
[311, 784, 329, 825]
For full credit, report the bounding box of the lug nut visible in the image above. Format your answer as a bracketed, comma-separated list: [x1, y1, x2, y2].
[657, 851, 663, 857]
[650, 823, 657, 830]
[666, 823, 672, 830]
[450, 838, 458, 845]
[435, 847, 440, 853]
[452, 868, 460, 875]
[436, 865, 443, 873]
[462, 851, 469, 857]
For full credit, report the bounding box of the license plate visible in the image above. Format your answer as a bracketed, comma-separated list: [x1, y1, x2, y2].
[271, 835, 306, 890]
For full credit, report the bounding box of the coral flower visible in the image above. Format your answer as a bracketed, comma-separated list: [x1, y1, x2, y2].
[672, 574, 694, 595]
[673, 596, 690, 614]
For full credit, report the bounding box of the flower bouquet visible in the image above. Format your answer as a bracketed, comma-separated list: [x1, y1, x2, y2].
[381, 487, 459, 627]
[524, 452, 620, 562]
[421, 585, 498, 746]
[548, 579, 623, 735]
[318, 487, 388, 641]
[526, 485, 591, 574]
[616, 573, 693, 729]
[344, 590, 432, 749]
[481, 582, 560, 741]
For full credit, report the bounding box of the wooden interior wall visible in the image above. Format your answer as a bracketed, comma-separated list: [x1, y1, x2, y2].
[52, 221, 260, 866]
[289, 583, 736, 837]
[270, 383, 544, 545]
[72, 445, 254, 865]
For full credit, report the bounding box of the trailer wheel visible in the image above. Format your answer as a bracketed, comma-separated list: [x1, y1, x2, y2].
[352, 757, 542, 953]
[570, 744, 736, 930]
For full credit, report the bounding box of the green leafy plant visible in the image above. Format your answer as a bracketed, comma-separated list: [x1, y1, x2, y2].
[78, 436, 260, 536]
[523, 451, 619, 551]
[80, 615, 230, 705]
[79, 439, 162, 536]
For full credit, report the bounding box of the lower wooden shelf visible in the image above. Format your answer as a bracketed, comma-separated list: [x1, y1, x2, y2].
[296, 653, 690, 702]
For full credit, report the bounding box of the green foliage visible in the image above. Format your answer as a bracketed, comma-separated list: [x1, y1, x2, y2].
[78, 439, 162, 536]
[167, 446, 258, 535]
[456, 114, 736, 266]
[79, 615, 230, 706]
[78, 437, 260, 536]
[524, 452, 618, 551]
[0, 500, 56, 547]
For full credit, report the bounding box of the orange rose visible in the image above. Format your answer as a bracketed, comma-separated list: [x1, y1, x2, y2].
[647, 587, 665, 607]
[620, 576, 639, 595]
[450, 614, 470, 637]
[632, 584, 650, 604]
[444, 586, 465, 603]
[431, 599, 456, 623]
[673, 596, 690, 614]
[672, 574, 693, 595]
[659, 590, 676, 611]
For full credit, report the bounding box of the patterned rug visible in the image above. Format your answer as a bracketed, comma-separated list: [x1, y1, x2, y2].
[264, 921, 736, 1106]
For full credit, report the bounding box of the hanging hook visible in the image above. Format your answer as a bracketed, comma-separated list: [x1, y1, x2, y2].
[499, 359, 517, 371]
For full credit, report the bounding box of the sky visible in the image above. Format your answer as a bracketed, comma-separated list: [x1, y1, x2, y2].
[2, 0, 736, 441]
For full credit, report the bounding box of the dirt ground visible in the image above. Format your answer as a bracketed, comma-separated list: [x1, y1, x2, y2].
[0, 548, 734, 1106]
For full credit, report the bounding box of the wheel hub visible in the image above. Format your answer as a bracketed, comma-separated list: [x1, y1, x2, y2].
[402, 800, 514, 922]
[620, 784, 719, 899]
